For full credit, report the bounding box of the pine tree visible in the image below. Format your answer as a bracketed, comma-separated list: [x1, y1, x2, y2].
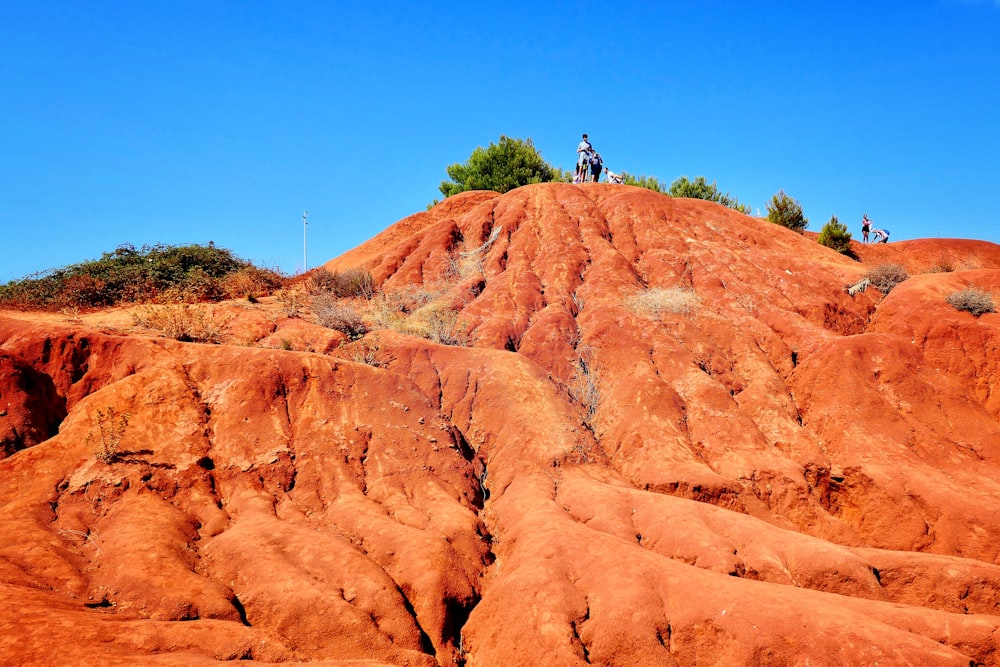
[767, 190, 808, 232]
[818, 215, 853, 254]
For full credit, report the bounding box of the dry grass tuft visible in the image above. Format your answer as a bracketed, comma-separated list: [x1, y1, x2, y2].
[396, 302, 469, 345]
[335, 332, 388, 368]
[447, 252, 485, 280]
[131, 304, 230, 343]
[87, 406, 131, 464]
[628, 287, 701, 317]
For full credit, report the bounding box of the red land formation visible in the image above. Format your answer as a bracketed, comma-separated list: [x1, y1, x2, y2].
[2, 182, 1000, 666]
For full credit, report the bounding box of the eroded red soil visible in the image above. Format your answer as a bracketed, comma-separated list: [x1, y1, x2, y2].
[3, 183, 1000, 665]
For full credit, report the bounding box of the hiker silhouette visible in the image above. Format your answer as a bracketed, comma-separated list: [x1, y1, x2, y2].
[590, 153, 603, 183]
[576, 133, 593, 182]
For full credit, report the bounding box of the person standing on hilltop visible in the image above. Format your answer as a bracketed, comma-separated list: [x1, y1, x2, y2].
[576, 133, 593, 182]
[590, 153, 603, 183]
[861, 214, 872, 243]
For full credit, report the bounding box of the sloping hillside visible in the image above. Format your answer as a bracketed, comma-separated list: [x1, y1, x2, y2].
[3, 182, 1000, 665]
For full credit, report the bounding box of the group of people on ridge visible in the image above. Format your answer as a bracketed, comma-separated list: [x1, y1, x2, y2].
[861, 214, 889, 243]
[575, 133, 623, 184]
[576, 134, 891, 245]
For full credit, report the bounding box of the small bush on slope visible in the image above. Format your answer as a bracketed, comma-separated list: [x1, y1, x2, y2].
[88, 406, 130, 464]
[818, 216, 853, 254]
[313, 294, 369, 339]
[946, 287, 995, 316]
[864, 263, 909, 295]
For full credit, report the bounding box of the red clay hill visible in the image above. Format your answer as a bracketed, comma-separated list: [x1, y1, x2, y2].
[3, 182, 1000, 665]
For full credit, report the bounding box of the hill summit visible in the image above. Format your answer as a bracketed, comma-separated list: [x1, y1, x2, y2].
[3, 182, 1000, 665]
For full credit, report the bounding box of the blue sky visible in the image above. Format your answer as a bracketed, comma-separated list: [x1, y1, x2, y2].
[3, 1, 999, 282]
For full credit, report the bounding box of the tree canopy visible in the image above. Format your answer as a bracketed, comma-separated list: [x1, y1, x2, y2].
[439, 135, 565, 198]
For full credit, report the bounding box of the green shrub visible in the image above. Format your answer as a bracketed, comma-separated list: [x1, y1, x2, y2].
[864, 263, 909, 294]
[817, 216, 853, 254]
[619, 173, 749, 213]
[668, 176, 750, 213]
[0, 243, 284, 310]
[621, 173, 669, 193]
[439, 135, 566, 198]
[946, 287, 995, 316]
[767, 190, 808, 232]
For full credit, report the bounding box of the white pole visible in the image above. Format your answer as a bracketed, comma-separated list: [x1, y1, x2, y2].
[302, 210, 308, 272]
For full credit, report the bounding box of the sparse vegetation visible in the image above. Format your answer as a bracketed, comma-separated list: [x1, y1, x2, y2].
[88, 406, 131, 464]
[448, 250, 485, 280]
[767, 190, 808, 233]
[864, 263, 909, 295]
[922, 254, 956, 274]
[131, 304, 230, 343]
[397, 302, 469, 346]
[568, 347, 600, 433]
[0, 243, 284, 310]
[946, 287, 995, 316]
[312, 294, 369, 339]
[277, 288, 304, 318]
[307, 285, 472, 347]
[336, 333, 388, 368]
[817, 216, 853, 254]
[307, 268, 376, 299]
[221, 266, 285, 300]
[628, 287, 701, 317]
[372, 288, 443, 330]
[733, 292, 759, 315]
